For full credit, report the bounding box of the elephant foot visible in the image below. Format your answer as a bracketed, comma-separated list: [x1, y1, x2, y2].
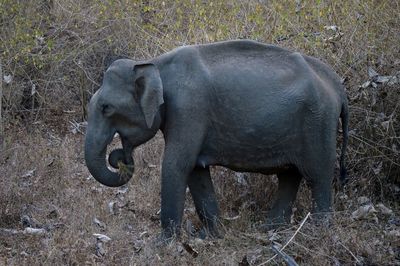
[152, 231, 179, 247]
[196, 226, 223, 239]
[259, 215, 289, 231]
[310, 211, 332, 227]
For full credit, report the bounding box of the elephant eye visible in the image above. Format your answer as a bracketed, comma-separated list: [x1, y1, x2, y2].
[101, 104, 115, 117]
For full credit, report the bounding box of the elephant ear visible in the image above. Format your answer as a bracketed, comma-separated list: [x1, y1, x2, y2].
[133, 63, 164, 128]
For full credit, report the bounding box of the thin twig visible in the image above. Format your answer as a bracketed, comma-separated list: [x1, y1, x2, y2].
[338, 241, 361, 264]
[258, 212, 311, 266]
[0, 59, 3, 150]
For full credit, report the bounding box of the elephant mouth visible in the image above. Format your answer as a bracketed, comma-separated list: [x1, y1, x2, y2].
[84, 132, 135, 187]
[108, 148, 135, 174]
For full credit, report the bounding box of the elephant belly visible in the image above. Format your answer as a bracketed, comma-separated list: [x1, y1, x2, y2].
[197, 132, 299, 173]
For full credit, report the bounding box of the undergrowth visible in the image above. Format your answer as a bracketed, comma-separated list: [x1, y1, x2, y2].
[0, 0, 399, 265]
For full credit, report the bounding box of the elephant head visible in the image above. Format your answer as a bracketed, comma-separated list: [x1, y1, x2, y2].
[84, 60, 163, 187]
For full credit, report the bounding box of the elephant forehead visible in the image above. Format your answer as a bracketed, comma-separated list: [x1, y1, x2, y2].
[103, 67, 134, 85]
[98, 87, 133, 106]
[105, 59, 135, 82]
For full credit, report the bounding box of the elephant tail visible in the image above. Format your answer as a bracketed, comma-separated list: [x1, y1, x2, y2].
[339, 98, 349, 186]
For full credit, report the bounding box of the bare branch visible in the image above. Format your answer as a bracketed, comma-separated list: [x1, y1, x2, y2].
[259, 212, 311, 266]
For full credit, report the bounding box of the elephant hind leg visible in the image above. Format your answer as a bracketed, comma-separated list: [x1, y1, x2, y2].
[188, 167, 220, 237]
[300, 144, 336, 216]
[263, 167, 302, 230]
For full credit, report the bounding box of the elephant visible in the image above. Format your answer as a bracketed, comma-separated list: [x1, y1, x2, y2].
[84, 40, 349, 240]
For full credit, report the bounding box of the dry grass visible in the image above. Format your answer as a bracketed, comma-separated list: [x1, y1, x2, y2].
[1, 0, 399, 265]
[0, 128, 399, 265]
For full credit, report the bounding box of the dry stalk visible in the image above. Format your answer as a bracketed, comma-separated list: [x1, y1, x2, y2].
[258, 212, 311, 266]
[0, 59, 3, 150]
[338, 241, 361, 264]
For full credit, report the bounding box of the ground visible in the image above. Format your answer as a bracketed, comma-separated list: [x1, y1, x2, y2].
[0, 124, 398, 265]
[0, 1, 399, 265]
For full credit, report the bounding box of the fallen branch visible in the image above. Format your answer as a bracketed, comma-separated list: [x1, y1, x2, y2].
[338, 241, 361, 264]
[271, 245, 299, 266]
[258, 212, 311, 266]
[0, 227, 47, 236]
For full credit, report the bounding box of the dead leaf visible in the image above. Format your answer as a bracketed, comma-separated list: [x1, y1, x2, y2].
[324, 25, 339, 32]
[182, 242, 199, 258]
[93, 233, 111, 243]
[108, 201, 116, 215]
[376, 203, 393, 215]
[351, 204, 378, 221]
[22, 169, 36, 178]
[95, 242, 106, 257]
[368, 67, 379, 78]
[93, 217, 106, 230]
[360, 80, 371, 89]
[3, 74, 12, 84]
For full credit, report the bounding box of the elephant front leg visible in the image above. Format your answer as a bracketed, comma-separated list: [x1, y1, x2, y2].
[159, 165, 189, 240]
[188, 167, 220, 238]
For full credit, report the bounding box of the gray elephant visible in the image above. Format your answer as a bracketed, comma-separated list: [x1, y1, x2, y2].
[84, 40, 349, 240]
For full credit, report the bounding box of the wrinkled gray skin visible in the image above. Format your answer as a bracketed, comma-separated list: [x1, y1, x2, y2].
[85, 40, 349, 240]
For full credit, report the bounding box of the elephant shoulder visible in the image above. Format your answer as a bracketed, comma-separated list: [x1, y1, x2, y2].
[156, 45, 202, 67]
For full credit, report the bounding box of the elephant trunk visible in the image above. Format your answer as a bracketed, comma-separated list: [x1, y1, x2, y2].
[85, 134, 134, 187]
